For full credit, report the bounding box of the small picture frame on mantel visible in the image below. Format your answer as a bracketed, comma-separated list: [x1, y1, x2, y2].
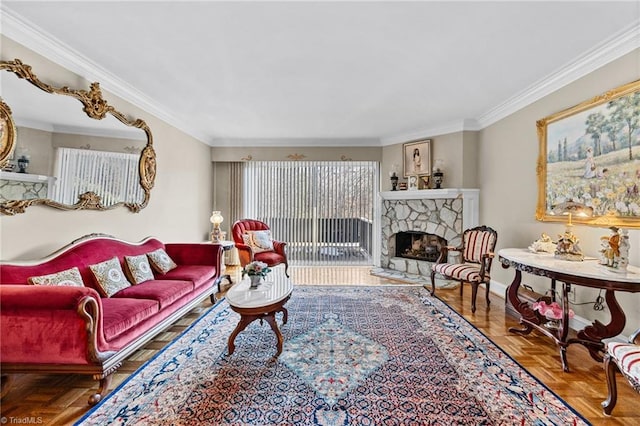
[408, 175, 419, 191]
[419, 175, 430, 189]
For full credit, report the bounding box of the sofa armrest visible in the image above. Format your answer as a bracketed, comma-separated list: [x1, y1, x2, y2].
[165, 243, 223, 273]
[0, 284, 101, 309]
[0, 285, 108, 364]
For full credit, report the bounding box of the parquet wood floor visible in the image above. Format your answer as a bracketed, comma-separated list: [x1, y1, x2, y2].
[0, 266, 637, 425]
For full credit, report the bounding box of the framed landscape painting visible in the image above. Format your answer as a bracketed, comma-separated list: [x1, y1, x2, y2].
[536, 79, 640, 228]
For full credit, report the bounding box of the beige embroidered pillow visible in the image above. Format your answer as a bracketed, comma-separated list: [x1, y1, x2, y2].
[242, 230, 274, 253]
[28, 267, 85, 287]
[124, 254, 155, 284]
[146, 248, 177, 274]
[89, 257, 131, 297]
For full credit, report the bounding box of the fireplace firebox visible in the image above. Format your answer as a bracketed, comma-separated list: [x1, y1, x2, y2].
[395, 232, 447, 262]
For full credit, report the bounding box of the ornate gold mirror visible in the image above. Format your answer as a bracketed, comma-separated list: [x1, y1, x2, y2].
[0, 59, 156, 215]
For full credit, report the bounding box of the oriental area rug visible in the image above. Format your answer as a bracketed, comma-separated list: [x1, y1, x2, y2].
[76, 286, 589, 425]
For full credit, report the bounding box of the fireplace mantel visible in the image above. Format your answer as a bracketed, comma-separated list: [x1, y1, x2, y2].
[380, 188, 479, 230]
[380, 188, 478, 203]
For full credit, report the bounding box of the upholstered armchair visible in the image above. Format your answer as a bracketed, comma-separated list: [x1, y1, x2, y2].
[602, 327, 640, 415]
[232, 219, 289, 277]
[430, 225, 498, 313]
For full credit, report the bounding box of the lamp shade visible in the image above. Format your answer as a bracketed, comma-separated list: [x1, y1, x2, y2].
[210, 211, 224, 225]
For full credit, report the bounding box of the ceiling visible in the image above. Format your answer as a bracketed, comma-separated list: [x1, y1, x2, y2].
[2, 1, 639, 147]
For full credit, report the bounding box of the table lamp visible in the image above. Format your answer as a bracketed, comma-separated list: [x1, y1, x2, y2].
[210, 211, 224, 243]
[551, 201, 593, 261]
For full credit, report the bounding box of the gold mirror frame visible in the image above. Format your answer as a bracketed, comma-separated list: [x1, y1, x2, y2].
[536, 79, 640, 229]
[0, 99, 17, 169]
[0, 59, 156, 215]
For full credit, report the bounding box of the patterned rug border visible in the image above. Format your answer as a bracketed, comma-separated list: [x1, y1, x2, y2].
[75, 285, 591, 425]
[427, 290, 591, 425]
[75, 298, 227, 424]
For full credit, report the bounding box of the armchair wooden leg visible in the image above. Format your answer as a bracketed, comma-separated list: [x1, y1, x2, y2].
[471, 282, 478, 313]
[284, 263, 290, 278]
[485, 281, 491, 308]
[430, 271, 436, 296]
[602, 354, 619, 415]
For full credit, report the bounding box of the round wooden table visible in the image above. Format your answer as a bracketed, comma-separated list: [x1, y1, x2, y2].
[225, 272, 293, 357]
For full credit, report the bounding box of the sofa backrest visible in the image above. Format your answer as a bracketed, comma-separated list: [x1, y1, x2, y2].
[0, 235, 165, 290]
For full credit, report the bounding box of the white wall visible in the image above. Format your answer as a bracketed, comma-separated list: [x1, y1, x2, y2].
[0, 37, 214, 260]
[481, 49, 640, 336]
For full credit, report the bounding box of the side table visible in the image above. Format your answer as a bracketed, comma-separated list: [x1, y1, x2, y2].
[211, 240, 235, 293]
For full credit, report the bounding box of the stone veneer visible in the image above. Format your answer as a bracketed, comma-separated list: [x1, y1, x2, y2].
[380, 189, 479, 276]
[381, 197, 463, 276]
[0, 172, 55, 202]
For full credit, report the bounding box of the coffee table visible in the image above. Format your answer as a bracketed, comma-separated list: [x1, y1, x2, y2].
[225, 269, 293, 357]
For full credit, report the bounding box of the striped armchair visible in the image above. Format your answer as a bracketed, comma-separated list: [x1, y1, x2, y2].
[602, 328, 640, 415]
[430, 226, 498, 313]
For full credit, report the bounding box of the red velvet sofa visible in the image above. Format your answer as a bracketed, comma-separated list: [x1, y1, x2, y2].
[0, 234, 226, 405]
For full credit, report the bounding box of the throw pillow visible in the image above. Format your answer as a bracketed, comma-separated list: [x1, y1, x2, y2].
[242, 230, 274, 253]
[146, 248, 177, 274]
[28, 267, 85, 287]
[124, 254, 155, 284]
[89, 257, 132, 297]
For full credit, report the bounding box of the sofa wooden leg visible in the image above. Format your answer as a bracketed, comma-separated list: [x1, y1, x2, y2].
[1, 374, 13, 399]
[602, 354, 618, 415]
[89, 373, 113, 406]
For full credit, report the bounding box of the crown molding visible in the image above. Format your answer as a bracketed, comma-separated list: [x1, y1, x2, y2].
[382, 20, 640, 144]
[380, 119, 481, 146]
[477, 20, 640, 128]
[3, 5, 638, 147]
[210, 137, 381, 148]
[1, 5, 211, 144]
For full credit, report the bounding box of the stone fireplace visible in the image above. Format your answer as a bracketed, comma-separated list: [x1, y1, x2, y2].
[377, 189, 479, 277]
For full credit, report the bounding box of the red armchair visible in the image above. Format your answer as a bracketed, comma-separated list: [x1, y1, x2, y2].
[232, 219, 289, 277]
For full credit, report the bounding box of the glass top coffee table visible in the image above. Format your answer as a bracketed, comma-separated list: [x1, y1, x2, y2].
[225, 269, 293, 357]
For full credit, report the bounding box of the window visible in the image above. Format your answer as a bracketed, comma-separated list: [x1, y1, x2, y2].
[52, 147, 142, 206]
[244, 161, 378, 265]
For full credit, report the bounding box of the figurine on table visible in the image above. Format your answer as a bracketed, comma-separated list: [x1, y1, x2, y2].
[554, 230, 584, 261]
[600, 227, 629, 270]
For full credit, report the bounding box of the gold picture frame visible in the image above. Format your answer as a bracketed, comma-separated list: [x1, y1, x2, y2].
[536, 79, 640, 228]
[403, 139, 431, 178]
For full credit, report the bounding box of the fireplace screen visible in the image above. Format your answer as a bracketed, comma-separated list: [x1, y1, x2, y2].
[395, 231, 447, 262]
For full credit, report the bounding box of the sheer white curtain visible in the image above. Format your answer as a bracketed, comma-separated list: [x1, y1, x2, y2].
[243, 161, 378, 265]
[53, 147, 142, 206]
[225, 162, 244, 265]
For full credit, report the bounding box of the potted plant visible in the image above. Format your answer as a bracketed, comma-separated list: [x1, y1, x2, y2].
[242, 261, 272, 288]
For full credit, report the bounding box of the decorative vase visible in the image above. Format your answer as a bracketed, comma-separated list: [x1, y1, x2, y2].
[249, 275, 262, 289]
[544, 318, 561, 330]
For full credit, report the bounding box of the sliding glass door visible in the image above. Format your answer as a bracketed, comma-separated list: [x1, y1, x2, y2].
[243, 161, 378, 265]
